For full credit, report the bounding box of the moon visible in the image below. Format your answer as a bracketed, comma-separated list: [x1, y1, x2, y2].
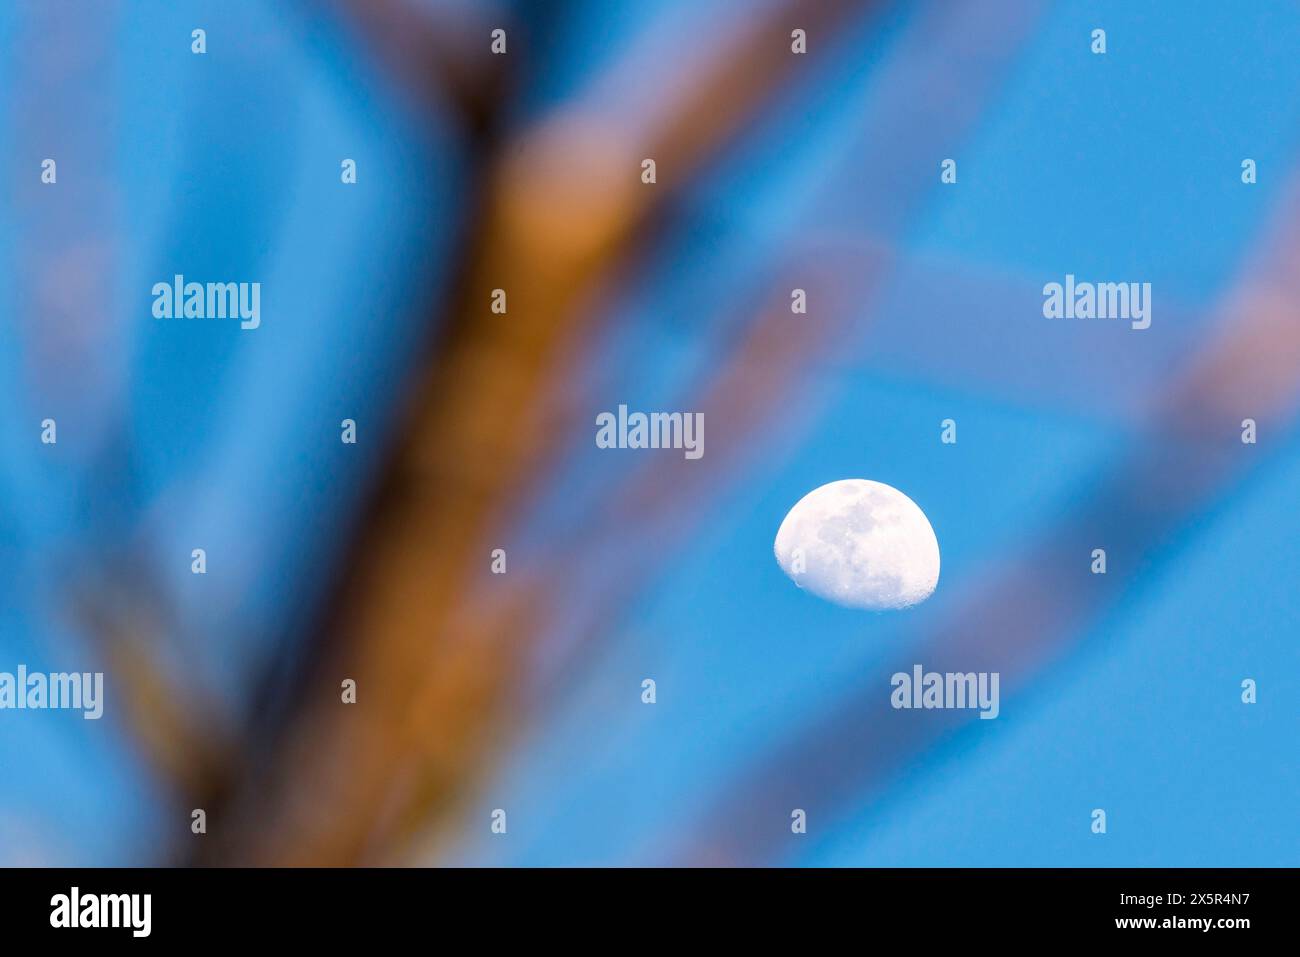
[774, 479, 940, 610]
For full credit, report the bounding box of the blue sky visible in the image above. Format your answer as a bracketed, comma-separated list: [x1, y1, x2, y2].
[442, 0, 1300, 866]
[0, 0, 1296, 866]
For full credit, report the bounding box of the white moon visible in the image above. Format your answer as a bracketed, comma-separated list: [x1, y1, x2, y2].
[774, 479, 939, 610]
